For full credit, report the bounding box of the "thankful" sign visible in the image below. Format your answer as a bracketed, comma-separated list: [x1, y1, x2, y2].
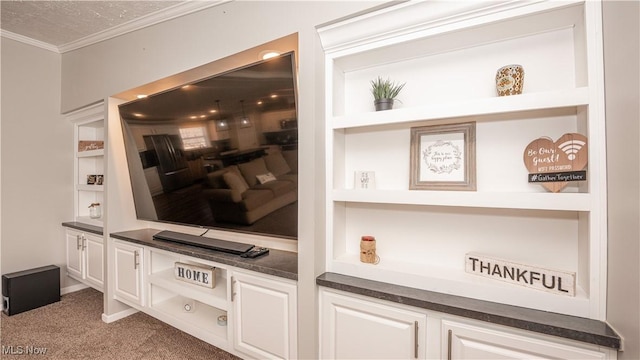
[465, 253, 575, 296]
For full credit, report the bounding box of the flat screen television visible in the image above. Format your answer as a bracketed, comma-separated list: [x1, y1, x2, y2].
[119, 52, 298, 239]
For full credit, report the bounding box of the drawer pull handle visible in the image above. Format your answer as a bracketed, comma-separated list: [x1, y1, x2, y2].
[414, 321, 419, 358]
[133, 250, 139, 269]
[447, 329, 452, 360]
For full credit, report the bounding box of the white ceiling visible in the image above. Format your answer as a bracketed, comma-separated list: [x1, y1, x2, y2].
[0, 1, 224, 53]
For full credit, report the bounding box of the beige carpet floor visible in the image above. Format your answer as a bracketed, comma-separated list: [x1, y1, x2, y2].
[0, 288, 241, 359]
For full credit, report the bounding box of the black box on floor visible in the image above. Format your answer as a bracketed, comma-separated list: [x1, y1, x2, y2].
[2, 265, 60, 316]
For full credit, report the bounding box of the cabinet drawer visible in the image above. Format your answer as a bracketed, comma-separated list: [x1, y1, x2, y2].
[442, 320, 612, 360]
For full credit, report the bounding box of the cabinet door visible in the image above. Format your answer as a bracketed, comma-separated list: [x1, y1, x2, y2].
[232, 271, 297, 359]
[113, 241, 144, 306]
[443, 320, 609, 360]
[65, 229, 83, 280]
[83, 233, 104, 290]
[320, 289, 426, 359]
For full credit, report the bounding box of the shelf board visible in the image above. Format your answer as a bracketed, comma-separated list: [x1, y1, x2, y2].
[332, 189, 591, 211]
[75, 216, 103, 227]
[76, 184, 104, 192]
[149, 294, 228, 339]
[149, 268, 228, 311]
[330, 253, 590, 317]
[76, 149, 104, 157]
[333, 87, 589, 129]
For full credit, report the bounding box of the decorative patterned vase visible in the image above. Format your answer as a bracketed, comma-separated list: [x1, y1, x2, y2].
[495, 64, 524, 96]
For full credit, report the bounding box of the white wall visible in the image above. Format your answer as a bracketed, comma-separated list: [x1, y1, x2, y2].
[58, 2, 384, 358]
[0, 38, 76, 288]
[603, 1, 640, 358]
[61, 1, 384, 113]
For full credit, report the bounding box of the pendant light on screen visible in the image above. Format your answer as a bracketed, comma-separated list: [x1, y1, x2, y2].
[215, 100, 228, 131]
[239, 100, 252, 128]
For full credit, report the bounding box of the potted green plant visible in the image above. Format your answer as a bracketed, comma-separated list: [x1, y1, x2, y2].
[370, 76, 406, 111]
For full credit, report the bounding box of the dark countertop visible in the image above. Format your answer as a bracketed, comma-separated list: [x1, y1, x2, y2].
[111, 229, 297, 281]
[62, 222, 103, 235]
[317, 272, 620, 349]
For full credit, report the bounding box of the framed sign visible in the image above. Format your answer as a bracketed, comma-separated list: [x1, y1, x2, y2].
[174, 262, 216, 289]
[410, 122, 476, 191]
[465, 253, 575, 297]
[523, 133, 588, 193]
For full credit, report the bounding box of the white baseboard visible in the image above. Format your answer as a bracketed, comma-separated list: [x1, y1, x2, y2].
[101, 307, 139, 323]
[61, 283, 89, 295]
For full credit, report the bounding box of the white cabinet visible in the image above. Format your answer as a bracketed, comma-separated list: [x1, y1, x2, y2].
[108, 237, 298, 358]
[67, 102, 105, 227]
[113, 240, 144, 306]
[65, 228, 104, 291]
[319, 288, 615, 360]
[442, 320, 612, 360]
[320, 288, 426, 359]
[232, 270, 298, 359]
[317, 0, 607, 319]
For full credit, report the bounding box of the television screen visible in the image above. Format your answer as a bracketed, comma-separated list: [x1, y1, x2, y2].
[119, 52, 298, 239]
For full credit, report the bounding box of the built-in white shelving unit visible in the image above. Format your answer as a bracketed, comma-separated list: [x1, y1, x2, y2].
[319, 0, 607, 319]
[68, 102, 106, 227]
[111, 236, 298, 358]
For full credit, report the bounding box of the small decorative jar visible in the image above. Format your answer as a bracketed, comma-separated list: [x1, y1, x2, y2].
[360, 236, 379, 264]
[88, 203, 102, 219]
[495, 64, 524, 96]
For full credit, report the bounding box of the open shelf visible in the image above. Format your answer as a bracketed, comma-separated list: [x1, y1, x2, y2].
[68, 103, 105, 226]
[333, 190, 591, 211]
[330, 252, 591, 316]
[333, 88, 589, 129]
[76, 149, 104, 158]
[74, 216, 103, 227]
[149, 268, 228, 311]
[321, 0, 607, 319]
[76, 184, 104, 192]
[149, 285, 228, 340]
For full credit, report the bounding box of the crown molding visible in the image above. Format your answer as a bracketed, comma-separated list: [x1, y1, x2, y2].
[1, 0, 230, 54]
[1, 30, 60, 53]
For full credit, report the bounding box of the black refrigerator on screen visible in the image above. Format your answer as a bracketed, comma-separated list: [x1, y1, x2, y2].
[143, 134, 192, 193]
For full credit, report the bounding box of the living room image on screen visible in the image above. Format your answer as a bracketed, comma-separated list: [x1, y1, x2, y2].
[119, 52, 298, 239]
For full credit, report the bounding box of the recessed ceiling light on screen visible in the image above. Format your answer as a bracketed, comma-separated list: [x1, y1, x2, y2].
[260, 50, 281, 60]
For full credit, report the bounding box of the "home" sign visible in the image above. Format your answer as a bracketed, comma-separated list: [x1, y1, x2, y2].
[174, 262, 215, 289]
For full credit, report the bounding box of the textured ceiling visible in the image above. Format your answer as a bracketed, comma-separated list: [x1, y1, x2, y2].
[0, 1, 187, 48]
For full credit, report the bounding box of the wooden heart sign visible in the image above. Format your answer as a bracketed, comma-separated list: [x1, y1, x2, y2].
[523, 133, 588, 192]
